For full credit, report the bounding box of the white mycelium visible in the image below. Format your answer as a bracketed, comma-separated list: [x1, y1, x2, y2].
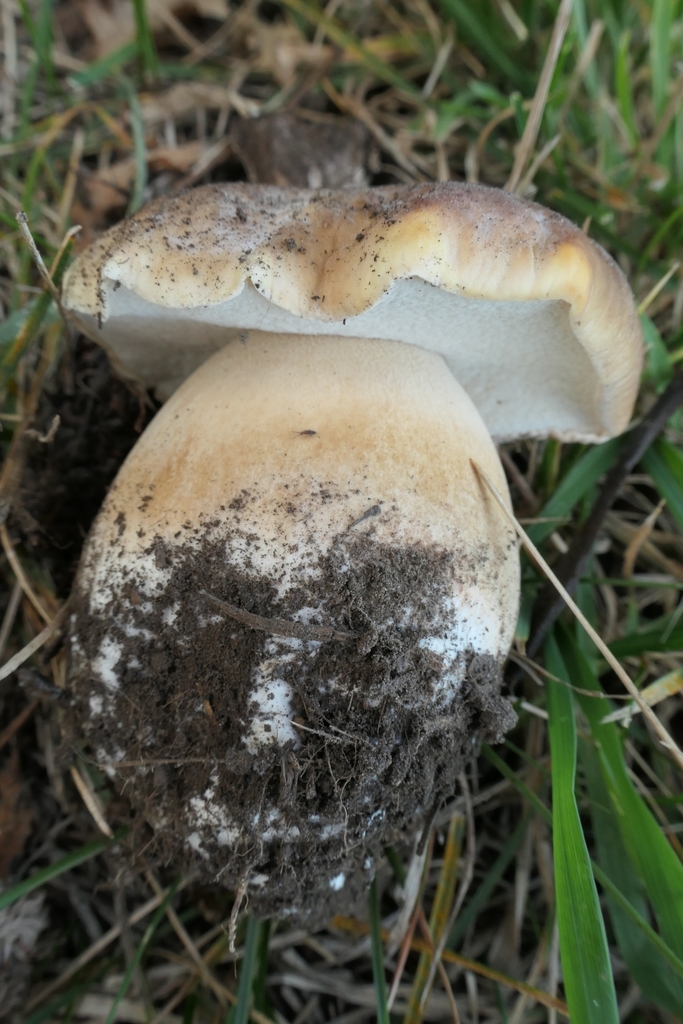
[92, 638, 123, 692]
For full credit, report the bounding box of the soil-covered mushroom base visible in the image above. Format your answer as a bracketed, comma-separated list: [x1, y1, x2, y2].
[67, 526, 515, 925]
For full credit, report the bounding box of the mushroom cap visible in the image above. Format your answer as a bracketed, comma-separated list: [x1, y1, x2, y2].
[62, 181, 643, 443]
[69, 333, 519, 920]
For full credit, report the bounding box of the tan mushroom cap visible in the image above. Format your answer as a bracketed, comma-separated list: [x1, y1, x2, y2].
[62, 181, 643, 443]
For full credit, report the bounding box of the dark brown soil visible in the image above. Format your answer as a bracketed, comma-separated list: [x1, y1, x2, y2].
[15, 339, 154, 596]
[66, 523, 516, 926]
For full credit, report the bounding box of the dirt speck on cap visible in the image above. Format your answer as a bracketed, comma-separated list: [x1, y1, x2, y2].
[66, 525, 515, 925]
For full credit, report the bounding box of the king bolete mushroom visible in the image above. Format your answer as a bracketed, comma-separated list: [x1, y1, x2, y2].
[63, 183, 643, 923]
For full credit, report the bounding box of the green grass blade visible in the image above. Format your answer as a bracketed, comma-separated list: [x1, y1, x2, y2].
[527, 437, 623, 545]
[481, 744, 552, 826]
[71, 43, 137, 88]
[253, 918, 271, 1016]
[651, 0, 674, 118]
[545, 633, 619, 1024]
[448, 812, 531, 948]
[131, 0, 158, 79]
[609, 621, 683, 657]
[1, 242, 72, 383]
[614, 30, 637, 143]
[581, 735, 683, 1012]
[368, 878, 390, 1024]
[485, 727, 683, 999]
[592, 862, 683, 987]
[642, 439, 683, 533]
[0, 308, 30, 351]
[123, 80, 148, 214]
[280, 0, 423, 101]
[104, 878, 180, 1024]
[227, 915, 262, 1024]
[641, 314, 674, 391]
[34, 0, 55, 95]
[435, 0, 527, 87]
[0, 833, 122, 911]
[558, 629, 683, 964]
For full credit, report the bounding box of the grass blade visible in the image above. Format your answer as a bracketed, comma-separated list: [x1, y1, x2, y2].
[368, 878, 390, 1024]
[227, 915, 262, 1024]
[545, 633, 619, 1024]
[448, 811, 531, 948]
[436, 0, 527, 87]
[609, 620, 683, 657]
[558, 628, 683, 964]
[123, 80, 148, 214]
[253, 918, 271, 1016]
[527, 437, 623, 545]
[486, 727, 683, 997]
[581, 735, 683, 1012]
[642, 439, 683, 532]
[70, 43, 137, 88]
[104, 878, 180, 1024]
[280, 0, 423, 101]
[0, 833, 122, 912]
[131, 0, 158, 80]
[0, 241, 72, 381]
[405, 814, 463, 1022]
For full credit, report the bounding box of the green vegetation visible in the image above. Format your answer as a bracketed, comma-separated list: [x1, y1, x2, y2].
[1, 0, 683, 1021]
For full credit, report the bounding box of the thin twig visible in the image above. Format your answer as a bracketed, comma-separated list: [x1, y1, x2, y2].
[420, 773, 476, 1011]
[505, 0, 573, 193]
[527, 368, 683, 656]
[638, 261, 681, 315]
[25, 880, 194, 1012]
[332, 916, 569, 1017]
[69, 764, 113, 838]
[0, 606, 67, 682]
[145, 871, 229, 1006]
[0, 523, 52, 623]
[472, 459, 683, 772]
[416, 908, 461, 1024]
[200, 590, 357, 642]
[0, 579, 22, 660]
[57, 128, 85, 235]
[15, 212, 64, 313]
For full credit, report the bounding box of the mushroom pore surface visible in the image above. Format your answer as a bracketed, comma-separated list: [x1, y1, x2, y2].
[68, 334, 519, 922]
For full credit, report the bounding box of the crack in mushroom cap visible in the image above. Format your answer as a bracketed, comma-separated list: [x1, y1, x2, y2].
[62, 181, 643, 443]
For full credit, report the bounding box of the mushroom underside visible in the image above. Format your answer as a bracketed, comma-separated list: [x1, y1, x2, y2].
[77, 277, 601, 441]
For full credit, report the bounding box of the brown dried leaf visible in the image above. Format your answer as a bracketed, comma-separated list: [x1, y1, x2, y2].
[140, 82, 236, 127]
[236, 19, 334, 87]
[79, 0, 229, 59]
[231, 113, 373, 188]
[72, 140, 213, 244]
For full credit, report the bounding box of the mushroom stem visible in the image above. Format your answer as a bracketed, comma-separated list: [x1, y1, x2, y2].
[69, 333, 520, 922]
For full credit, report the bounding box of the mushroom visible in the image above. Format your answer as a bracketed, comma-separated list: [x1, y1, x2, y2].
[62, 182, 642, 442]
[63, 183, 643, 923]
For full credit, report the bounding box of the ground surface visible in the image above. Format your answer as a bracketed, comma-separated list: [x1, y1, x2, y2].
[1, 1, 683, 1023]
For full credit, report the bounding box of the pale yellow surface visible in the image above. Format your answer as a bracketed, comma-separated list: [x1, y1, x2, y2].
[80, 335, 520, 659]
[62, 182, 643, 443]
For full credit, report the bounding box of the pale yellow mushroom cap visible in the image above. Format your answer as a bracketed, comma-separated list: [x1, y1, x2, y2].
[62, 181, 643, 444]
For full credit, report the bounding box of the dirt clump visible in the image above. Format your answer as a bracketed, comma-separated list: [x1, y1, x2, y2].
[67, 526, 515, 925]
